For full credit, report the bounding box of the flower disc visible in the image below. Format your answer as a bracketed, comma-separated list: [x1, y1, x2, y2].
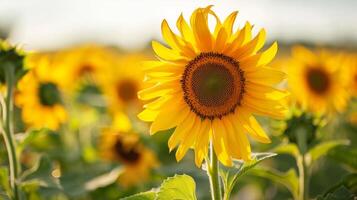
[181, 52, 245, 120]
[306, 67, 330, 94]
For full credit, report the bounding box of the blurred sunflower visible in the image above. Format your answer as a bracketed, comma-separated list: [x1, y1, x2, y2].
[138, 6, 287, 166]
[99, 128, 158, 187]
[55, 44, 116, 90]
[288, 46, 349, 115]
[99, 54, 146, 111]
[15, 54, 67, 130]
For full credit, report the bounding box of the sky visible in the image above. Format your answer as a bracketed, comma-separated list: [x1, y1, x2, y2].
[0, 0, 356, 51]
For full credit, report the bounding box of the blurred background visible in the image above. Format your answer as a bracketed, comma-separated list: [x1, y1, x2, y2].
[1, 0, 357, 50]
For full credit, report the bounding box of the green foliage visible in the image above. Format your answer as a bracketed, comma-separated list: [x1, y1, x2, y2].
[307, 140, 349, 165]
[219, 153, 276, 200]
[249, 167, 299, 200]
[156, 174, 197, 200]
[0, 167, 11, 199]
[274, 143, 300, 159]
[121, 191, 156, 200]
[328, 145, 357, 170]
[122, 174, 197, 200]
[317, 173, 357, 200]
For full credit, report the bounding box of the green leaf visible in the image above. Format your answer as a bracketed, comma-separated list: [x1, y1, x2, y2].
[219, 153, 276, 199]
[328, 146, 357, 170]
[0, 167, 11, 199]
[317, 173, 357, 200]
[248, 167, 299, 200]
[307, 140, 349, 164]
[316, 186, 355, 200]
[121, 191, 156, 200]
[273, 143, 300, 159]
[156, 174, 197, 200]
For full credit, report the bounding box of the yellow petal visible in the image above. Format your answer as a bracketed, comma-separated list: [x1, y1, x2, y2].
[190, 7, 213, 51]
[150, 98, 189, 134]
[243, 95, 287, 119]
[232, 109, 271, 143]
[212, 119, 233, 166]
[168, 112, 196, 151]
[222, 11, 238, 38]
[162, 20, 196, 58]
[231, 29, 266, 59]
[194, 119, 211, 167]
[175, 116, 201, 161]
[227, 116, 252, 161]
[152, 41, 185, 61]
[176, 14, 196, 47]
[138, 80, 179, 100]
[245, 67, 286, 85]
[221, 118, 241, 158]
[137, 108, 159, 122]
[257, 42, 278, 66]
[245, 82, 289, 100]
[214, 28, 228, 52]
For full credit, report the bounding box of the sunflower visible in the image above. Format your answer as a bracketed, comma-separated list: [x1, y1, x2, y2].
[137, 6, 287, 167]
[288, 46, 349, 115]
[99, 128, 158, 187]
[15, 54, 67, 130]
[54, 44, 116, 90]
[99, 54, 147, 111]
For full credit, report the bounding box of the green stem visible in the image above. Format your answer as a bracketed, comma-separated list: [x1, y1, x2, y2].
[2, 66, 20, 200]
[297, 155, 310, 200]
[296, 128, 309, 200]
[207, 142, 222, 200]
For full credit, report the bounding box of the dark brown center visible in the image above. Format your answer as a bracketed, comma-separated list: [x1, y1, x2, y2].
[306, 68, 330, 94]
[78, 64, 94, 76]
[113, 139, 141, 164]
[116, 79, 138, 102]
[181, 52, 245, 120]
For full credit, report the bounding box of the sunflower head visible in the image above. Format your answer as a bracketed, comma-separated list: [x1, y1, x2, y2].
[288, 46, 350, 115]
[54, 44, 116, 90]
[99, 128, 158, 187]
[138, 6, 287, 167]
[99, 53, 147, 112]
[15, 57, 67, 130]
[0, 40, 27, 83]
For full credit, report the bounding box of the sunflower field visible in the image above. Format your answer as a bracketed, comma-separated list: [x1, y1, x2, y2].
[0, 1, 356, 200]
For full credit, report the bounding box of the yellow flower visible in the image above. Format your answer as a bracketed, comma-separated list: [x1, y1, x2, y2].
[15, 54, 67, 130]
[54, 44, 116, 90]
[99, 128, 158, 187]
[137, 6, 287, 167]
[99, 53, 147, 111]
[288, 46, 349, 115]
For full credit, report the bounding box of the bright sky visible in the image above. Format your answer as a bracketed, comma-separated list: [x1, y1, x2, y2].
[0, 0, 356, 51]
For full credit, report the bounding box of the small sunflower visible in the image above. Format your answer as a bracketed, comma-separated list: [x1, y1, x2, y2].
[288, 46, 349, 115]
[138, 6, 287, 166]
[55, 44, 116, 90]
[99, 128, 158, 187]
[99, 54, 146, 112]
[15, 54, 67, 130]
